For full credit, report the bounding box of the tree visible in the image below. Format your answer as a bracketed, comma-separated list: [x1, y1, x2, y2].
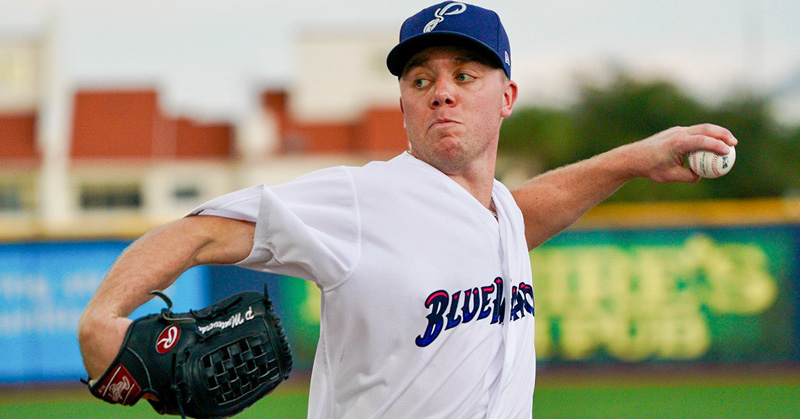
[499, 70, 800, 201]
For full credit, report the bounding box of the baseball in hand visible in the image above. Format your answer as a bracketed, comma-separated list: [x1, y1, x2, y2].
[687, 146, 736, 178]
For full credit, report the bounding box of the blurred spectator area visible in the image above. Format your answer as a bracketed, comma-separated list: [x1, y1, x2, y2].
[0, 29, 408, 240]
[0, 87, 406, 239]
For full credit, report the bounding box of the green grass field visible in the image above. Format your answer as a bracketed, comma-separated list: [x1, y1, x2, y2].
[2, 365, 799, 419]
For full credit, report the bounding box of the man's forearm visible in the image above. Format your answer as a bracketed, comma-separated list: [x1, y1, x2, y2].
[77, 220, 206, 378]
[77, 215, 256, 378]
[512, 146, 635, 249]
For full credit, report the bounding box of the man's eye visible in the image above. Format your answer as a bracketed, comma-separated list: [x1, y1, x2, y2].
[415, 79, 431, 88]
[456, 73, 474, 82]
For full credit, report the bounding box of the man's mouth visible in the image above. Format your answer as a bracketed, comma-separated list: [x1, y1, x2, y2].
[431, 118, 459, 128]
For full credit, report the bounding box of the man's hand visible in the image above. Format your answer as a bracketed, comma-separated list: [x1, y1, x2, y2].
[623, 123, 738, 183]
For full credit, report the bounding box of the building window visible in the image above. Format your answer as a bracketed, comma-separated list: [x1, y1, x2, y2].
[173, 185, 200, 201]
[0, 184, 22, 211]
[79, 184, 142, 210]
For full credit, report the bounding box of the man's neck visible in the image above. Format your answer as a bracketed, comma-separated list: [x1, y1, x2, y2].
[447, 167, 496, 210]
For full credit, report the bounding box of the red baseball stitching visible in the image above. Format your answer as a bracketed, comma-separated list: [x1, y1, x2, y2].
[712, 154, 720, 176]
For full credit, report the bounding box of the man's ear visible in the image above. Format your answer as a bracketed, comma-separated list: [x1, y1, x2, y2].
[399, 98, 407, 128]
[501, 79, 518, 118]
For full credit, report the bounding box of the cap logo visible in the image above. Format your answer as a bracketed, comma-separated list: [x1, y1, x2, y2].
[423, 2, 467, 33]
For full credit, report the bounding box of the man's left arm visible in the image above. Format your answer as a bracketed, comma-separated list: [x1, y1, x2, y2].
[511, 124, 738, 250]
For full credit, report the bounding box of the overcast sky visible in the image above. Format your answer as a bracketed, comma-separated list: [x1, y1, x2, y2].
[1, 0, 798, 120]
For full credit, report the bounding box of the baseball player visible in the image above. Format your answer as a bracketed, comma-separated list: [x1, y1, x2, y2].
[78, 2, 738, 418]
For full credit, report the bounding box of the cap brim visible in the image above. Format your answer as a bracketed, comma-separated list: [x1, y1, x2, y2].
[386, 32, 505, 77]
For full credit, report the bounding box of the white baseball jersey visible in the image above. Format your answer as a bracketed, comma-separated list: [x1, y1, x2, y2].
[190, 152, 536, 418]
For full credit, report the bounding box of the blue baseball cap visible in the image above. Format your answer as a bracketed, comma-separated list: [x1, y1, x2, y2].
[386, 1, 511, 78]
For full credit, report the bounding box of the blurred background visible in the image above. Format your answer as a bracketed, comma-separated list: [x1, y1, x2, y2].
[0, 0, 798, 418]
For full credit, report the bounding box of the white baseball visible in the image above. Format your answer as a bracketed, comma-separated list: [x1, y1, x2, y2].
[688, 146, 736, 178]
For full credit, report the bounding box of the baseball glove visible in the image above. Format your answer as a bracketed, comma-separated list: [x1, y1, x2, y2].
[83, 284, 292, 419]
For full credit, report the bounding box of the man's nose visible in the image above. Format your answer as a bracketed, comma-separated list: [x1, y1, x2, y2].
[431, 79, 456, 108]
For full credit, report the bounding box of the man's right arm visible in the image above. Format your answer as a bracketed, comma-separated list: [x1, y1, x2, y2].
[511, 124, 737, 250]
[77, 215, 255, 380]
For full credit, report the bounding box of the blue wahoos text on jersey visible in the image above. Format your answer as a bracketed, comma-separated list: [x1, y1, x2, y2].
[415, 277, 535, 347]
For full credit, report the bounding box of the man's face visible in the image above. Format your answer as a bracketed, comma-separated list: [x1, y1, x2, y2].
[399, 45, 517, 176]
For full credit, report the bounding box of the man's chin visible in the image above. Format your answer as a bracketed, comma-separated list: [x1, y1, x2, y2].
[417, 148, 470, 175]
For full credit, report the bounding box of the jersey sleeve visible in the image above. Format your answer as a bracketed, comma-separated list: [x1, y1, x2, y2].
[189, 166, 360, 290]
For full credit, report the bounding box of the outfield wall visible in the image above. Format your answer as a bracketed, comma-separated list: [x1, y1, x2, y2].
[0, 241, 209, 383]
[1, 198, 798, 383]
[532, 225, 799, 363]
